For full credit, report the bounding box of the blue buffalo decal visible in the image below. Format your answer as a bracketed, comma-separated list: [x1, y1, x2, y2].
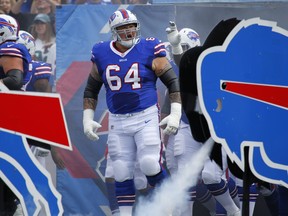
[0, 90, 72, 215]
[197, 18, 288, 187]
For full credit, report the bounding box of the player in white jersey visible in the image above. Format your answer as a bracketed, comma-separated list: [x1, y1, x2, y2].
[164, 21, 241, 216]
[83, 9, 182, 216]
[163, 32, 218, 216]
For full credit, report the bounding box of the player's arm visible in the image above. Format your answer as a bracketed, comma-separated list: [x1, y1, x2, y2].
[83, 63, 103, 141]
[153, 57, 182, 135]
[0, 56, 24, 90]
[83, 63, 103, 110]
[153, 57, 181, 104]
[50, 146, 65, 169]
[34, 79, 52, 92]
[160, 90, 172, 146]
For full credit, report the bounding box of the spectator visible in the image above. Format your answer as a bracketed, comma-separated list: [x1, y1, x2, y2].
[30, 13, 56, 90]
[72, 0, 121, 4]
[127, 0, 149, 4]
[0, 0, 15, 14]
[30, 0, 58, 30]
[12, 0, 32, 13]
[9, 0, 35, 31]
[30, 0, 59, 15]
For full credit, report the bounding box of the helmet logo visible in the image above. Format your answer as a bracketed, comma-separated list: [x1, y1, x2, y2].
[20, 32, 34, 44]
[187, 31, 200, 42]
[119, 9, 129, 19]
[109, 13, 117, 25]
[0, 19, 15, 35]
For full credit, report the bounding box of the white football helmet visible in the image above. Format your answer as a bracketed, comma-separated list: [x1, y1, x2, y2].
[179, 28, 201, 51]
[0, 14, 19, 44]
[17, 30, 36, 56]
[109, 9, 140, 48]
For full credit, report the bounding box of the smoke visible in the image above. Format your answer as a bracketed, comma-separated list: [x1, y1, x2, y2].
[134, 138, 214, 216]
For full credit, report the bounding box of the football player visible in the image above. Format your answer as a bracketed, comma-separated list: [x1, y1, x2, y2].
[83, 9, 182, 216]
[164, 21, 241, 216]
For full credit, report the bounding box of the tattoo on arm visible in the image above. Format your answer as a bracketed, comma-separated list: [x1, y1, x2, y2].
[169, 92, 181, 103]
[83, 97, 97, 110]
[156, 63, 172, 77]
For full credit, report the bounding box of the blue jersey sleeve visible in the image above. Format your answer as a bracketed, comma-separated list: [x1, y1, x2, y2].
[0, 42, 31, 79]
[91, 41, 106, 63]
[151, 38, 166, 58]
[0, 42, 31, 64]
[31, 61, 52, 81]
[24, 61, 52, 91]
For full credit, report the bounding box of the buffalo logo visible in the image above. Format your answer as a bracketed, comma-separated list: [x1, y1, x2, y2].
[109, 13, 117, 25]
[197, 18, 288, 187]
[187, 31, 200, 42]
[20, 32, 34, 45]
[0, 89, 72, 215]
[0, 18, 16, 35]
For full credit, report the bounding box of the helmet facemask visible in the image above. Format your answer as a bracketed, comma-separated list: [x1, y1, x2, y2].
[181, 43, 191, 52]
[114, 24, 140, 48]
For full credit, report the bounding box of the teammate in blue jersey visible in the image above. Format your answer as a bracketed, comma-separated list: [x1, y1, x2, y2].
[0, 14, 33, 216]
[164, 21, 241, 216]
[19, 30, 53, 93]
[17, 30, 65, 169]
[0, 14, 31, 91]
[14, 30, 65, 215]
[83, 9, 182, 216]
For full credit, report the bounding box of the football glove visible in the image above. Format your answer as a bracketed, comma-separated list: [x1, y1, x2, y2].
[159, 102, 182, 135]
[83, 109, 102, 141]
[166, 21, 183, 55]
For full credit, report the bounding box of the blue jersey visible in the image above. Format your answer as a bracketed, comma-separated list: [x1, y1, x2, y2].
[23, 60, 52, 92]
[91, 38, 166, 114]
[0, 42, 31, 81]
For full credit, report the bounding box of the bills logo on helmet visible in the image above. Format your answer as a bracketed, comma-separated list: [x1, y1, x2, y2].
[119, 9, 129, 19]
[187, 31, 200, 42]
[0, 18, 15, 34]
[197, 18, 288, 187]
[109, 13, 117, 25]
[20, 32, 34, 44]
